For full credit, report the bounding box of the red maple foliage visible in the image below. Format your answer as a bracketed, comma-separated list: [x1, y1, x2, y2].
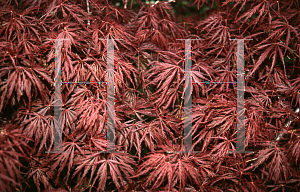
[0, 0, 299, 191]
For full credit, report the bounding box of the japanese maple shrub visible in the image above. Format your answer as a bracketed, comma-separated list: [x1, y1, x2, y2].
[0, 0, 299, 191]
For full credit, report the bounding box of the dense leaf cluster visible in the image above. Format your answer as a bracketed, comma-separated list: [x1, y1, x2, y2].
[0, 0, 299, 191]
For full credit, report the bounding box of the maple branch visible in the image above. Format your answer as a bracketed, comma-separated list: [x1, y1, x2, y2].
[86, 0, 90, 26]
[230, 107, 299, 167]
[124, 0, 127, 9]
[229, 157, 258, 167]
[278, 39, 300, 58]
[284, 107, 299, 128]
[276, 107, 300, 141]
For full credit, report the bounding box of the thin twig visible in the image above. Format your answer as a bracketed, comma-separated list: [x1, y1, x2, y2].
[229, 157, 258, 167]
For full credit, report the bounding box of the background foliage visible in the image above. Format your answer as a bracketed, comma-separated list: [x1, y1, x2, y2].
[0, 0, 300, 191]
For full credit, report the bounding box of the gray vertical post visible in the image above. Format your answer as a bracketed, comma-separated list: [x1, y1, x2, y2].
[184, 39, 193, 153]
[46, 39, 70, 154]
[99, 38, 124, 153]
[176, 39, 201, 154]
[236, 39, 245, 151]
[106, 39, 116, 152]
[230, 38, 253, 154]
